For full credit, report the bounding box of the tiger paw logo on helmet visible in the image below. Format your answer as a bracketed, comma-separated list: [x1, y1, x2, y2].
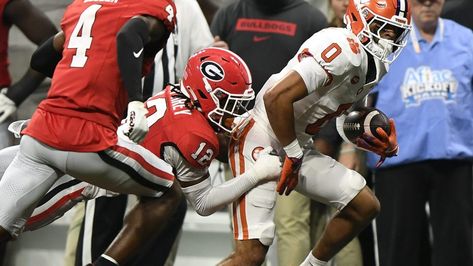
[345, 0, 412, 64]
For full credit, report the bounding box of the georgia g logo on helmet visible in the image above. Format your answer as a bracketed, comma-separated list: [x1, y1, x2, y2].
[200, 61, 225, 82]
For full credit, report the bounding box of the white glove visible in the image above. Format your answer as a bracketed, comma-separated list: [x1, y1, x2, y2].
[248, 147, 282, 182]
[121, 101, 149, 143]
[0, 91, 16, 124]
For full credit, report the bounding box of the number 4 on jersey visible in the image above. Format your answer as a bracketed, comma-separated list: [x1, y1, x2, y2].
[68, 4, 101, 68]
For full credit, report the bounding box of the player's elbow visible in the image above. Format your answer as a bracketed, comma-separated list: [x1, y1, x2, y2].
[263, 87, 283, 112]
[194, 206, 214, 217]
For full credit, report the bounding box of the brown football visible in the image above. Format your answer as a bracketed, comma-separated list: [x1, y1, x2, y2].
[343, 107, 391, 142]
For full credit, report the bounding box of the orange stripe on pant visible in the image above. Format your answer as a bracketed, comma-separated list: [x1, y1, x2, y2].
[229, 119, 255, 240]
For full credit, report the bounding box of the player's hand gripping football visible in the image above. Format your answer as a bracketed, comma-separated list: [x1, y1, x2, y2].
[356, 118, 399, 167]
[277, 152, 303, 196]
[0, 89, 16, 124]
[249, 147, 282, 183]
[122, 101, 149, 144]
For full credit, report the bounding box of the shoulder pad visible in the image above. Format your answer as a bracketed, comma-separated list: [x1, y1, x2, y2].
[299, 28, 366, 77]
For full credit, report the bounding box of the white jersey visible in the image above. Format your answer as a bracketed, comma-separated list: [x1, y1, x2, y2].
[252, 27, 387, 147]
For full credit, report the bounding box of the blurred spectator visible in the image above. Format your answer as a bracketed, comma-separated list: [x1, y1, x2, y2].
[0, 0, 57, 149]
[196, 0, 226, 25]
[442, 0, 473, 29]
[327, 0, 348, 27]
[368, 0, 473, 265]
[210, 0, 327, 97]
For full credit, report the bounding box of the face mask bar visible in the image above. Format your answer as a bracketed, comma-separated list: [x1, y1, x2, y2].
[208, 87, 255, 133]
[358, 8, 411, 63]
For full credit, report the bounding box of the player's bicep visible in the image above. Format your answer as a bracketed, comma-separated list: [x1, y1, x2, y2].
[264, 70, 308, 106]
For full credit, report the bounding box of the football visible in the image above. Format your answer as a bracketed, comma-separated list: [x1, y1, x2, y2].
[343, 107, 391, 142]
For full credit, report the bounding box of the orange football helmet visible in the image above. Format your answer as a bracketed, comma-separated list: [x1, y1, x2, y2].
[345, 0, 411, 63]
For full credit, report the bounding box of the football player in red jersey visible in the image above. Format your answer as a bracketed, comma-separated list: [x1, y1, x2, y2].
[0, 0, 181, 263]
[0, 0, 58, 149]
[0, 47, 282, 265]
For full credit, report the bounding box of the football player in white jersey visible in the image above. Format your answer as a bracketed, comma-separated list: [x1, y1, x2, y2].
[220, 0, 411, 265]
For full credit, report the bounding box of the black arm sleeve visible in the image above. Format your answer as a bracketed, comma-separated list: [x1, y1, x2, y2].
[116, 17, 150, 103]
[30, 36, 62, 78]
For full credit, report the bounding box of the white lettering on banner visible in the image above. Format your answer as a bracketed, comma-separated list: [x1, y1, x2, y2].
[401, 66, 458, 107]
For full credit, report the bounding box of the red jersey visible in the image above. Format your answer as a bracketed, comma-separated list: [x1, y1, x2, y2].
[142, 86, 219, 169]
[0, 0, 11, 87]
[23, 0, 176, 152]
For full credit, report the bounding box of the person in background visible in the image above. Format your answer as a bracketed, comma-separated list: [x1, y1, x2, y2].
[442, 0, 472, 29]
[367, 0, 473, 265]
[0, 0, 57, 149]
[327, 0, 348, 27]
[210, 0, 327, 96]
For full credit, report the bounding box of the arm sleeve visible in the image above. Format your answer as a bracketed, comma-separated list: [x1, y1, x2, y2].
[163, 145, 257, 216]
[181, 171, 258, 216]
[116, 17, 151, 102]
[30, 36, 62, 78]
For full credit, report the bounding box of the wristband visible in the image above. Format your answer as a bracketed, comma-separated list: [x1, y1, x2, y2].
[283, 139, 303, 159]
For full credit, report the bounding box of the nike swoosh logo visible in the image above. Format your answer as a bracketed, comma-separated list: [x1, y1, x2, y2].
[133, 48, 144, 58]
[253, 35, 271, 42]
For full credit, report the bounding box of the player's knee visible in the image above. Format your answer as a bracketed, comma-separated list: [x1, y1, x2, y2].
[345, 187, 380, 223]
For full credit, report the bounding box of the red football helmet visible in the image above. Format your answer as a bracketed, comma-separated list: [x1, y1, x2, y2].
[345, 0, 411, 63]
[181, 47, 255, 133]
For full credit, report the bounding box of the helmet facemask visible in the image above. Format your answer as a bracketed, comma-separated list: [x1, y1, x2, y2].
[207, 87, 255, 134]
[358, 7, 411, 63]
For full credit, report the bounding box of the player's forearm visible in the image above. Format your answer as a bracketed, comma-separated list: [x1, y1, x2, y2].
[6, 69, 45, 106]
[116, 17, 150, 102]
[181, 172, 258, 216]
